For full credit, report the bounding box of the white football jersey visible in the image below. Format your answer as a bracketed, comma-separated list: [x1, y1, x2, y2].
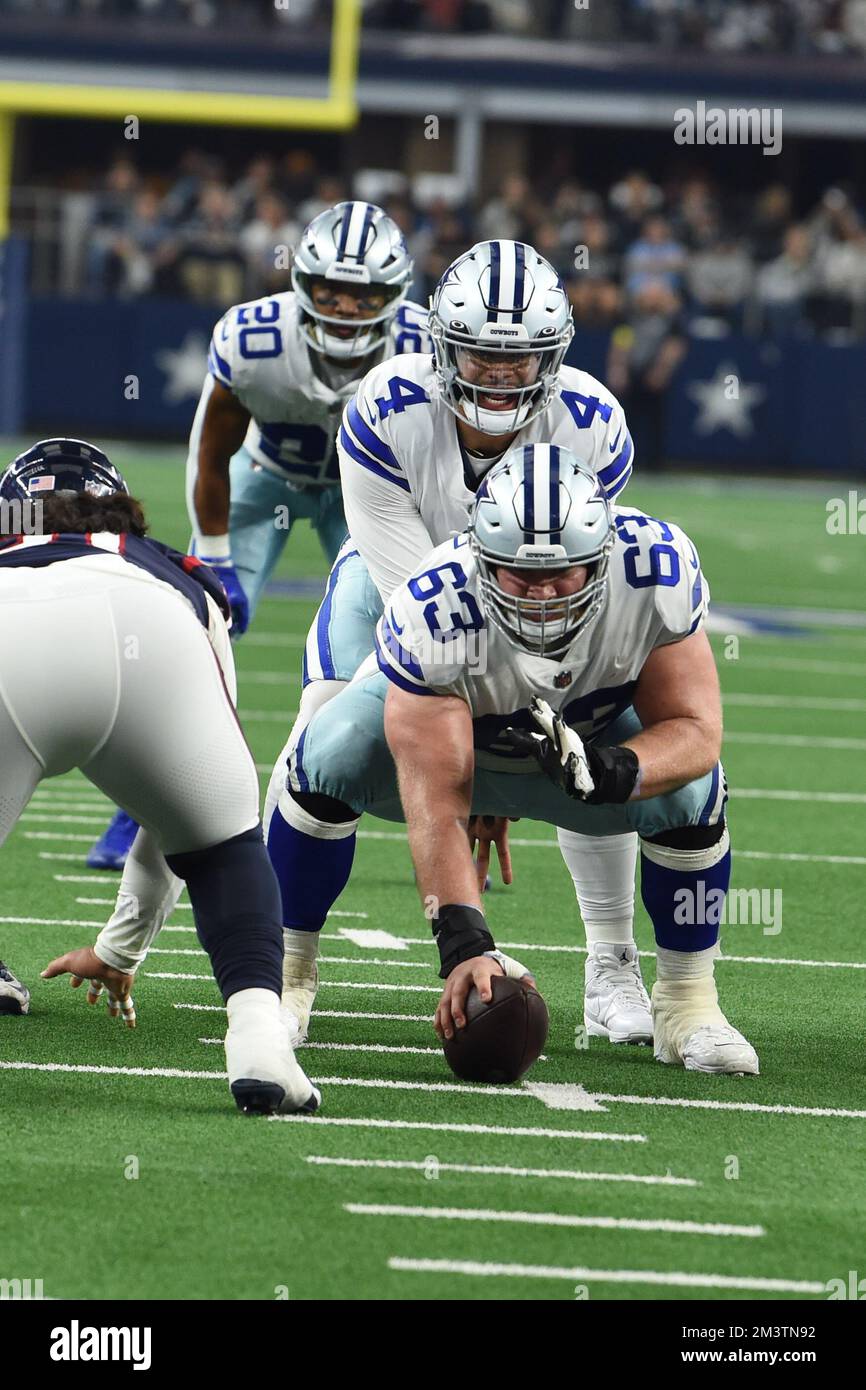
[374, 507, 707, 771]
[196, 290, 430, 490]
[337, 353, 634, 602]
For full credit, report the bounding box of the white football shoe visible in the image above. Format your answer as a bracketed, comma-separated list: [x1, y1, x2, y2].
[0, 960, 30, 1016]
[584, 942, 653, 1045]
[281, 951, 319, 1047]
[652, 978, 759, 1075]
[225, 988, 321, 1116]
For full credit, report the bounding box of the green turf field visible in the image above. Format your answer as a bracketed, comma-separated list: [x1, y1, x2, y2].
[1, 440, 864, 1301]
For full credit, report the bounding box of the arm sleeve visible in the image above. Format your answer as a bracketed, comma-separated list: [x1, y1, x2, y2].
[338, 391, 436, 601]
[185, 372, 215, 546]
[595, 392, 635, 502]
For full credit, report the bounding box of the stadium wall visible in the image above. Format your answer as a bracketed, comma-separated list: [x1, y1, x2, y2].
[8, 291, 866, 473]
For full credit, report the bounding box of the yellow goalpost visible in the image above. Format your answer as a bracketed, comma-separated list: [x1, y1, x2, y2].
[0, 0, 361, 238]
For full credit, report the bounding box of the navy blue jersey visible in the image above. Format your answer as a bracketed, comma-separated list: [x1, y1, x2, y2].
[0, 532, 231, 627]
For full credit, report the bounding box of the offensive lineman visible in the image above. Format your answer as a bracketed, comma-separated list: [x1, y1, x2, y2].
[264, 239, 652, 1050]
[87, 199, 429, 870]
[272, 444, 758, 1074]
[0, 439, 319, 1114]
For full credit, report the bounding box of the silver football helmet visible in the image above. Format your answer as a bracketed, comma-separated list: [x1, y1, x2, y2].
[429, 240, 574, 436]
[292, 201, 413, 360]
[468, 442, 613, 658]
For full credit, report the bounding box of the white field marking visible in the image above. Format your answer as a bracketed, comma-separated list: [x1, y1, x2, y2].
[147, 974, 442, 993]
[198, 1037, 451, 1057]
[318, 955, 429, 970]
[524, 1083, 606, 1112]
[54, 875, 136, 885]
[174, 1003, 434, 1023]
[73, 897, 193, 910]
[592, 1092, 866, 1120]
[305, 1156, 698, 1187]
[386, 1258, 825, 1295]
[724, 693, 866, 711]
[0, 1060, 224, 1080]
[338, 928, 407, 950]
[238, 670, 298, 685]
[354, 830, 866, 865]
[21, 813, 106, 826]
[146, 949, 204, 957]
[329, 934, 866, 973]
[724, 655, 866, 677]
[29, 800, 110, 812]
[26, 833, 93, 842]
[346, 1204, 764, 1239]
[328, 911, 369, 919]
[0, 914, 104, 928]
[39, 851, 96, 860]
[272, 1114, 647, 1142]
[725, 731, 866, 750]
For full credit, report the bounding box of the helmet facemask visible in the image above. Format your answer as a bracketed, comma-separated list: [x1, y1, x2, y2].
[292, 267, 409, 360]
[470, 534, 613, 659]
[431, 318, 573, 437]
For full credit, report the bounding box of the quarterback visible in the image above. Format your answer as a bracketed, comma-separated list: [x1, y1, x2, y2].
[87, 199, 430, 870]
[272, 444, 757, 1074]
[265, 239, 650, 1050]
[0, 438, 319, 1114]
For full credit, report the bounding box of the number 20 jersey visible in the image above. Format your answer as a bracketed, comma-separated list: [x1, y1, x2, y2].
[375, 508, 709, 770]
[203, 290, 431, 488]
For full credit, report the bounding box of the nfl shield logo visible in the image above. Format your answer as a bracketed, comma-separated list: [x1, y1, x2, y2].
[554, 671, 572, 689]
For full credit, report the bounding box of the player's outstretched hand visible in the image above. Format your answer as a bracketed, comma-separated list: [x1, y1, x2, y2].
[434, 954, 504, 1041]
[41, 947, 136, 1028]
[468, 815, 519, 890]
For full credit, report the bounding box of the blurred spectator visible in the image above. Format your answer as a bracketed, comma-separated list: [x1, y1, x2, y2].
[623, 216, 687, 294]
[173, 181, 245, 305]
[298, 175, 349, 226]
[232, 156, 277, 223]
[609, 171, 665, 242]
[686, 236, 754, 330]
[755, 224, 815, 336]
[749, 184, 794, 262]
[239, 192, 300, 297]
[606, 281, 688, 470]
[477, 174, 537, 244]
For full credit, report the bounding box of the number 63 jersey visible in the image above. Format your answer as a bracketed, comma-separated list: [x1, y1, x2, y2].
[374, 508, 709, 770]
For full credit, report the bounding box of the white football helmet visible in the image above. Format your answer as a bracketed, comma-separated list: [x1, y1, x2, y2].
[292, 201, 413, 360]
[429, 240, 574, 436]
[468, 442, 613, 658]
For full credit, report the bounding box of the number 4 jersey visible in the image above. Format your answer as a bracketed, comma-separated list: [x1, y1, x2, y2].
[188, 290, 431, 504]
[374, 509, 708, 769]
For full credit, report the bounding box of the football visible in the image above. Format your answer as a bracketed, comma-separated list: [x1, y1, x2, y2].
[442, 974, 550, 1084]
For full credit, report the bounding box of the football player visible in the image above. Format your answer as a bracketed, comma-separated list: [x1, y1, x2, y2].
[0, 438, 320, 1114]
[86, 199, 429, 871]
[264, 240, 649, 1049]
[269, 443, 758, 1074]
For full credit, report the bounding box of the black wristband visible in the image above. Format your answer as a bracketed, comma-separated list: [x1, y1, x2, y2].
[431, 903, 495, 979]
[584, 744, 640, 804]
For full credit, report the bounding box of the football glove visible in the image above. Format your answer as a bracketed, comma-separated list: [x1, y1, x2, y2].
[195, 538, 250, 636]
[505, 696, 639, 805]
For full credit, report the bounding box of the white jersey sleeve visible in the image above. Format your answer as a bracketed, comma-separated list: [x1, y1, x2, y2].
[554, 368, 634, 503]
[374, 537, 482, 697]
[612, 510, 708, 647]
[338, 366, 435, 600]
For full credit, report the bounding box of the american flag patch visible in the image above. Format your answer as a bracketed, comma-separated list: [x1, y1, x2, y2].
[28, 475, 56, 493]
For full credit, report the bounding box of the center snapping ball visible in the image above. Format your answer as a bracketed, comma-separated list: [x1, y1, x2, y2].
[443, 975, 549, 1084]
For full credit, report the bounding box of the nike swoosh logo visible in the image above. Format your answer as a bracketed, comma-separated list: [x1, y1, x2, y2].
[609, 426, 622, 453]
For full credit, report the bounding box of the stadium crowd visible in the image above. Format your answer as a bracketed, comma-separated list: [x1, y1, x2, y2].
[76, 150, 866, 348]
[2, 0, 866, 53]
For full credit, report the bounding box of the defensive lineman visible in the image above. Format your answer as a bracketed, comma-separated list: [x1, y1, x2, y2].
[265, 239, 651, 1048]
[0, 439, 319, 1114]
[87, 199, 429, 870]
[272, 444, 758, 1074]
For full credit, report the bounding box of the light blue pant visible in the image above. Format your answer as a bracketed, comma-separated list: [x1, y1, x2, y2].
[290, 670, 727, 837]
[301, 545, 384, 686]
[228, 448, 348, 621]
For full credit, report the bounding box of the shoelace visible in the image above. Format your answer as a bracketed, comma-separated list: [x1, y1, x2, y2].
[590, 957, 650, 1009]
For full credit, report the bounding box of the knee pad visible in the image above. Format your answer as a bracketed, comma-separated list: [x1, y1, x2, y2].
[166, 824, 283, 1001]
[640, 818, 731, 952]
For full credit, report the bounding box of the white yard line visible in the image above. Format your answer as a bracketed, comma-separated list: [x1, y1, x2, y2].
[306, 1156, 697, 1186]
[272, 1116, 647, 1143]
[386, 1258, 825, 1295]
[0, 1060, 223, 1080]
[346, 1203, 764, 1238]
[174, 1003, 433, 1023]
[592, 1092, 866, 1120]
[724, 693, 866, 711]
[725, 732, 866, 750]
[197, 1037, 443, 1056]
